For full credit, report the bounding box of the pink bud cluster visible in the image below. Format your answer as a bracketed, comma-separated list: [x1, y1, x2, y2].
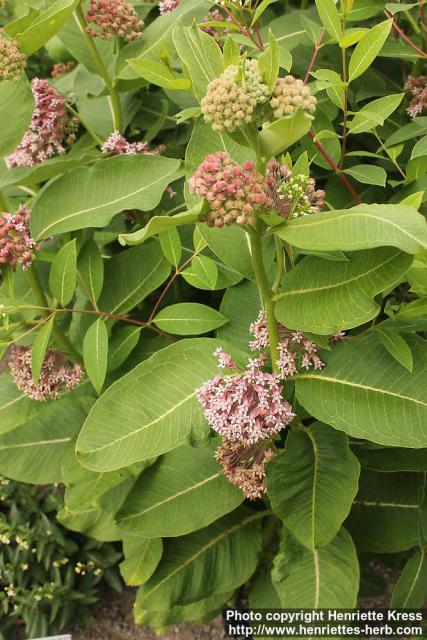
[86, 0, 143, 42]
[405, 75, 427, 118]
[9, 346, 83, 401]
[6, 78, 76, 169]
[0, 205, 39, 270]
[159, 0, 180, 14]
[189, 152, 273, 227]
[101, 131, 165, 156]
[0, 29, 26, 81]
[51, 62, 76, 78]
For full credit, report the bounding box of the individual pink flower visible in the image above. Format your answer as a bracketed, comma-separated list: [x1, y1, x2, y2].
[101, 131, 165, 156]
[159, 0, 180, 14]
[6, 79, 76, 169]
[189, 152, 274, 227]
[0, 205, 39, 270]
[86, 0, 144, 42]
[215, 439, 275, 500]
[9, 346, 83, 401]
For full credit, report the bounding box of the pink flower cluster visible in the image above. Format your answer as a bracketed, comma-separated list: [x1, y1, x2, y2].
[200, 9, 232, 44]
[86, 0, 144, 42]
[189, 152, 273, 227]
[0, 205, 39, 270]
[9, 346, 83, 401]
[215, 439, 275, 501]
[101, 131, 165, 156]
[51, 62, 76, 78]
[405, 75, 427, 118]
[159, 0, 180, 14]
[6, 79, 76, 169]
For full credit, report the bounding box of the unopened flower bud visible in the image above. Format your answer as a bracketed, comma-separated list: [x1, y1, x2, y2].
[0, 29, 26, 81]
[86, 0, 144, 42]
[271, 75, 317, 118]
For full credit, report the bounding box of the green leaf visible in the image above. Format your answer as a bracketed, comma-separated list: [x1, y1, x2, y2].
[272, 528, 359, 607]
[0, 75, 34, 158]
[391, 551, 427, 608]
[259, 108, 313, 159]
[181, 255, 218, 290]
[31, 317, 54, 385]
[159, 227, 182, 267]
[386, 116, 427, 146]
[376, 328, 413, 372]
[153, 303, 228, 336]
[348, 20, 392, 82]
[356, 446, 427, 472]
[0, 397, 92, 484]
[120, 536, 163, 587]
[315, 0, 343, 42]
[312, 69, 345, 110]
[197, 224, 255, 281]
[98, 243, 170, 315]
[172, 23, 223, 102]
[223, 36, 240, 68]
[49, 239, 77, 306]
[135, 508, 263, 612]
[343, 164, 387, 186]
[386, 2, 421, 14]
[30, 155, 181, 240]
[347, 94, 404, 134]
[77, 239, 104, 305]
[274, 204, 427, 255]
[295, 334, 427, 448]
[128, 58, 191, 90]
[258, 30, 280, 92]
[347, 470, 419, 552]
[0, 374, 42, 434]
[83, 319, 109, 395]
[16, 0, 79, 56]
[252, 0, 278, 25]
[119, 206, 201, 247]
[411, 135, 427, 160]
[217, 280, 262, 352]
[107, 326, 141, 372]
[76, 339, 245, 472]
[117, 440, 244, 537]
[267, 423, 360, 550]
[275, 248, 412, 334]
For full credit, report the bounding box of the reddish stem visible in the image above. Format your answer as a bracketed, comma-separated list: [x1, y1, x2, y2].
[308, 130, 361, 204]
[148, 253, 195, 323]
[385, 10, 427, 58]
[221, 4, 263, 50]
[304, 28, 326, 84]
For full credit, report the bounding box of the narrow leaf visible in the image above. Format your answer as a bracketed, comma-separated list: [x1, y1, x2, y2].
[83, 319, 109, 395]
[31, 316, 54, 384]
[77, 239, 104, 305]
[376, 328, 414, 372]
[153, 303, 228, 335]
[49, 239, 77, 306]
[348, 20, 392, 81]
[315, 0, 343, 42]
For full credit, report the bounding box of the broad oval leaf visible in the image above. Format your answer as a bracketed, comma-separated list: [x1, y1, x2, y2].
[272, 528, 359, 608]
[83, 319, 109, 395]
[120, 536, 163, 587]
[136, 507, 263, 611]
[153, 303, 228, 336]
[76, 339, 245, 472]
[296, 334, 427, 448]
[348, 20, 392, 81]
[0, 75, 34, 158]
[356, 446, 427, 472]
[16, 0, 79, 55]
[275, 248, 412, 334]
[343, 164, 387, 186]
[274, 204, 427, 255]
[49, 238, 77, 306]
[259, 108, 313, 159]
[376, 328, 413, 372]
[0, 373, 44, 434]
[267, 423, 360, 550]
[159, 227, 182, 267]
[217, 280, 262, 352]
[30, 155, 181, 240]
[117, 440, 244, 537]
[391, 551, 427, 608]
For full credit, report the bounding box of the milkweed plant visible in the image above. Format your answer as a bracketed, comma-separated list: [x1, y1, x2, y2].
[0, 0, 427, 632]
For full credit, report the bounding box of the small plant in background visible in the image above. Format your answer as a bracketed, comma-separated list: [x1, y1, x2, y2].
[0, 478, 122, 639]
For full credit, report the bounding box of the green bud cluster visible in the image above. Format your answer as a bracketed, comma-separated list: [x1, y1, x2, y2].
[201, 59, 270, 133]
[270, 75, 317, 118]
[0, 29, 26, 82]
[277, 173, 325, 219]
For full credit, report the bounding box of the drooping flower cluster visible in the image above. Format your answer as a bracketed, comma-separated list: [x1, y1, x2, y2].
[86, 0, 144, 42]
[200, 9, 232, 44]
[189, 152, 273, 227]
[215, 440, 275, 501]
[265, 161, 325, 219]
[201, 59, 270, 133]
[101, 131, 165, 156]
[0, 206, 39, 270]
[50, 62, 76, 78]
[159, 0, 180, 14]
[270, 75, 317, 118]
[405, 75, 427, 118]
[6, 78, 76, 169]
[0, 29, 26, 81]
[9, 346, 83, 401]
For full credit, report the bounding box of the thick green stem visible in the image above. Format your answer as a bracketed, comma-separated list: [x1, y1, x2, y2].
[247, 228, 280, 373]
[26, 267, 82, 363]
[74, 4, 123, 133]
[272, 236, 284, 293]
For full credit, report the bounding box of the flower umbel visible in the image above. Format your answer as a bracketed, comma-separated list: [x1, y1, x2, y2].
[6, 78, 76, 168]
[86, 0, 144, 42]
[101, 131, 165, 156]
[0, 29, 26, 81]
[215, 439, 275, 500]
[0, 206, 39, 270]
[405, 75, 427, 118]
[159, 0, 180, 13]
[9, 346, 83, 401]
[270, 75, 317, 118]
[265, 161, 325, 219]
[189, 152, 273, 227]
